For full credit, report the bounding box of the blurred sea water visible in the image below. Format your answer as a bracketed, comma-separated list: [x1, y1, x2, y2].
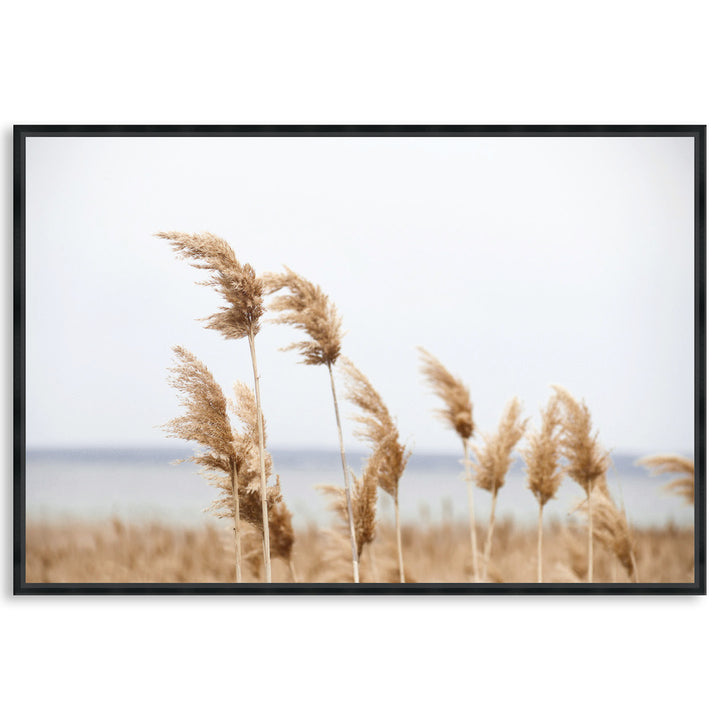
[25, 447, 694, 530]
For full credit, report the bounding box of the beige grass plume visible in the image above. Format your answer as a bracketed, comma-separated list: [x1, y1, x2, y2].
[163, 347, 247, 581]
[206, 381, 296, 579]
[577, 485, 638, 582]
[317, 443, 382, 575]
[265, 267, 359, 582]
[208, 381, 277, 528]
[341, 358, 410, 582]
[264, 266, 343, 366]
[637, 454, 694, 505]
[522, 395, 564, 582]
[156, 231, 264, 339]
[418, 347, 479, 581]
[472, 398, 527, 581]
[268, 501, 296, 573]
[553, 385, 609, 582]
[417, 347, 474, 441]
[158, 230, 273, 582]
[163, 346, 235, 472]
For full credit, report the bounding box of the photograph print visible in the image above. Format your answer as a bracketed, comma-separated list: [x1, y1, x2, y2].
[14, 126, 705, 593]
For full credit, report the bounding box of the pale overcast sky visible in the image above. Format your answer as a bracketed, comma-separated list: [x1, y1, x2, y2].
[24, 134, 695, 454]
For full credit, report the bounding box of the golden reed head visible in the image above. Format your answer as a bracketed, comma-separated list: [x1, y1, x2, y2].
[522, 394, 564, 507]
[582, 485, 637, 581]
[157, 231, 264, 339]
[163, 346, 294, 559]
[341, 357, 410, 500]
[418, 347, 474, 441]
[472, 397, 527, 495]
[552, 385, 609, 494]
[264, 266, 343, 366]
[637, 454, 694, 505]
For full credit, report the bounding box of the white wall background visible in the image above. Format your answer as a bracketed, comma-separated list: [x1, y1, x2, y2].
[2, 3, 716, 720]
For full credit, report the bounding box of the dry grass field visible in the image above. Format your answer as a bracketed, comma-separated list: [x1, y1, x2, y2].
[25, 518, 694, 584]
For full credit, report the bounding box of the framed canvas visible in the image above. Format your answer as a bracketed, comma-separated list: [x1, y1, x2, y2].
[13, 125, 706, 594]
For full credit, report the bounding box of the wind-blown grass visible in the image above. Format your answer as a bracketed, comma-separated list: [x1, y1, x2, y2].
[522, 395, 564, 582]
[472, 397, 527, 581]
[317, 444, 382, 563]
[162, 347, 294, 580]
[341, 358, 410, 581]
[207, 381, 295, 578]
[418, 347, 480, 581]
[553, 386, 609, 582]
[26, 520, 694, 584]
[158, 230, 273, 582]
[637, 454, 695, 505]
[265, 266, 359, 582]
[576, 484, 638, 582]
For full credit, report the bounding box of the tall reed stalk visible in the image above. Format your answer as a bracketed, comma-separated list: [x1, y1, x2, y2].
[162, 347, 293, 582]
[471, 398, 527, 581]
[522, 395, 564, 582]
[265, 267, 360, 582]
[553, 386, 609, 583]
[418, 348, 478, 582]
[328, 362, 359, 581]
[158, 231, 273, 582]
[341, 358, 410, 582]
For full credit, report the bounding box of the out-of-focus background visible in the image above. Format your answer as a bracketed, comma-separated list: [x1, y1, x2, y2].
[24, 135, 694, 534]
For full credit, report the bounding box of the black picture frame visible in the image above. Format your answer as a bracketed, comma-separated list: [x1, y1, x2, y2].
[13, 124, 706, 595]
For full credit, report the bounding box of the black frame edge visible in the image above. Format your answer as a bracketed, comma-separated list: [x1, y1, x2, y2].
[13, 125, 707, 596]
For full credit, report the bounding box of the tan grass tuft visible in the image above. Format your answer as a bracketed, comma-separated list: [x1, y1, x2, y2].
[577, 485, 638, 582]
[637, 454, 695, 505]
[207, 382, 286, 536]
[523, 395, 564, 507]
[553, 385, 609, 582]
[264, 266, 343, 366]
[159, 230, 272, 580]
[340, 358, 411, 500]
[417, 348, 474, 440]
[156, 231, 264, 339]
[341, 357, 410, 581]
[317, 444, 382, 561]
[472, 398, 527, 495]
[472, 398, 527, 581]
[163, 347, 246, 579]
[552, 386, 609, 493]
[162, 346, 235, 474]
[265, 267, 358, 581]
[418, 347, 478, 580]
[268, 500, 296, 563]
[163, 351, 294, 579]
[522, 395, 564, 582]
